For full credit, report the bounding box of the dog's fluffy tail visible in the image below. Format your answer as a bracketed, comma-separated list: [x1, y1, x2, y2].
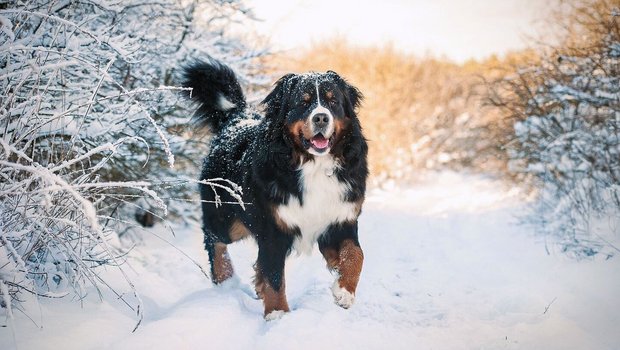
[183, 58, 246, 134]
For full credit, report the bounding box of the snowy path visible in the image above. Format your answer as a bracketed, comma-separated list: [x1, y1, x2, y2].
[2, 173, 619, 350]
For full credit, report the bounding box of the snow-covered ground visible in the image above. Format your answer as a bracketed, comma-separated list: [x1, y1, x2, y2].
[2, 173, 619, 350]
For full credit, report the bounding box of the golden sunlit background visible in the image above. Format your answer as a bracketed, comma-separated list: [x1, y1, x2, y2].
[238, 0, 553, 183]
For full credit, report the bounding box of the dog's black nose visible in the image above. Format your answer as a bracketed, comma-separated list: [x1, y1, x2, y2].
[312, 113, 330, 128]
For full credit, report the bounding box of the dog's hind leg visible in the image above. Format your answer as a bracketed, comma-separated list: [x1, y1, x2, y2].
[204, 229, 234, 284]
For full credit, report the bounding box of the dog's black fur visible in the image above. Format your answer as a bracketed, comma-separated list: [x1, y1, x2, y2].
[183, 57, 368, 317]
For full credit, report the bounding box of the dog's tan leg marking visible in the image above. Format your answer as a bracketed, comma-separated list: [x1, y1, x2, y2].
[212, 243, 234, 284]
[338, 240, 364, 293]
[320, 246, 339, 270]
[321, 239, 364, 308]
[228, 219, 250, 241]
[254, 264, 290, 319]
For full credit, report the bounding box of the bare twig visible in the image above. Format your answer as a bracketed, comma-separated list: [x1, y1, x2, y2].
[543, 297, 558, 315]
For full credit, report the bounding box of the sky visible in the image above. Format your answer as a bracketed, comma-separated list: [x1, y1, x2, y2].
[245, 0, 550, 62]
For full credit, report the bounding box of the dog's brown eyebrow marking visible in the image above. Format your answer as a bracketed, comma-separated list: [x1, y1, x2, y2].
[302, 93, 311, 102]
[326, 90, 334, 99]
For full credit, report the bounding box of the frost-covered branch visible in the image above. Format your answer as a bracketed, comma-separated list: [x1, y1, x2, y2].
[0, 0, 266, 327]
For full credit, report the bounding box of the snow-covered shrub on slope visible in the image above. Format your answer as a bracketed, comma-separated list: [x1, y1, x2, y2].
[493, 0, 620, 257]
[0, 0, 261, 325]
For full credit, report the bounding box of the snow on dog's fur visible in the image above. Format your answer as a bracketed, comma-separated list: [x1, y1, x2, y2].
[183, 58, 368, 318]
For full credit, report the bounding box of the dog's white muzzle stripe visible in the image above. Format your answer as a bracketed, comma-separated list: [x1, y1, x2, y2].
[309, 80, 334, 137]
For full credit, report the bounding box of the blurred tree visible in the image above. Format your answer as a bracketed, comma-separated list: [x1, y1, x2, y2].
[489, 0, 620, 257]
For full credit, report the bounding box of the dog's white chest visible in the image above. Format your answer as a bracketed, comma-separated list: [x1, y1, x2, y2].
[276, 156, 358, 255]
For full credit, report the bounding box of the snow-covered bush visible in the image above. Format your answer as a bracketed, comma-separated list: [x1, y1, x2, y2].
[0, 0, 262, 324]
[491, 0, 620, 257]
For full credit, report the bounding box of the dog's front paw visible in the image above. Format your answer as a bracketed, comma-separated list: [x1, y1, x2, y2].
[264, 310, 286, 321]
[331, 281, 355, 309]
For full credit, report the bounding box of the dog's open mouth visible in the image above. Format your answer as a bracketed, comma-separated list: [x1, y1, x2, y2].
[311, 134, 330, 149]
[301, 133, 333, 153]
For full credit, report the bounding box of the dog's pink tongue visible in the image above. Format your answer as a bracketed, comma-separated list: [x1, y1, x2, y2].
[311, 135, 329, 149]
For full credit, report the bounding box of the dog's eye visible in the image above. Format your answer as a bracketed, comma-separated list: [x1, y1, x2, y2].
[302, 93, 311, 104]
[325, 91, 337, 106]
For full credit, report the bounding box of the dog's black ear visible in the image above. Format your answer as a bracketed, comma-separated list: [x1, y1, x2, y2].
[261, 73, 299, 118]
[327, 70, 363, 117]
[345, 83, 363, 116]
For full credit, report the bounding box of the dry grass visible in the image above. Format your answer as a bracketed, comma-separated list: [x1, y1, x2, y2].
[263, 40, 533, 183]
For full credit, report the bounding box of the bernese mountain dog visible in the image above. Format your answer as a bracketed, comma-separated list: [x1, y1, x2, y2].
[183, 58, 368, 319]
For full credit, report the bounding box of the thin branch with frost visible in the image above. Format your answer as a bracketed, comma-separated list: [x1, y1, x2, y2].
[193, 178, 246, 210]
[1, 10, 102, 44]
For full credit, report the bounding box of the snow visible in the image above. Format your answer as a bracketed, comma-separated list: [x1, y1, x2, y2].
[2, 172, 619, 350]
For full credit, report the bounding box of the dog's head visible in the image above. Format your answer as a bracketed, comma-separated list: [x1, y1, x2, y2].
[261, 71, 362, 157]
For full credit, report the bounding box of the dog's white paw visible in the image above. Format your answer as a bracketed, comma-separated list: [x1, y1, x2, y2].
[264, 310, 286, 321]
[331, 281, 355, 309]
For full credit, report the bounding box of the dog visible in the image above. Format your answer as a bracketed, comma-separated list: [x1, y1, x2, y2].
[183, 58, 368, 319]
